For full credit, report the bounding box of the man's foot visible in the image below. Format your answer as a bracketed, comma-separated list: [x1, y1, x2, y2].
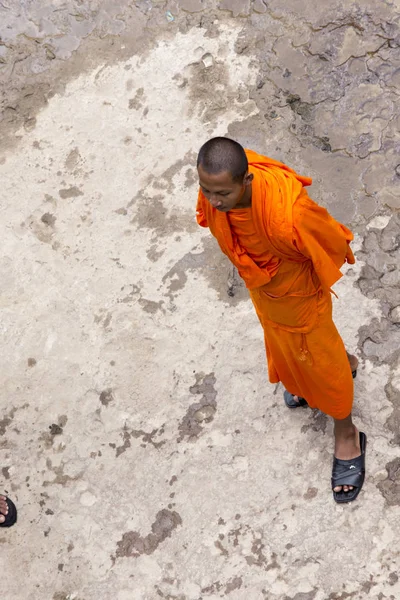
[283, 391, 308, 408]
[333, 425, 361, 493]
[0, 495, 9, 524]
[0, 495, 17, 527]
[346, 352, 359, 374]
[284, 352, 358, 409]
[332, 431, 367, 503]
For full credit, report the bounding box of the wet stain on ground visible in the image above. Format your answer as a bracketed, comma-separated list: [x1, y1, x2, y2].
[64, 147, 81, 171]
[303, 487, 318, 500]
[114, 509, 182, 559]
[377, 458, 400, 506]
[130, 194, 196, 241]
[178, 372, 217, 442]
[162, 238, 248, 305]
[301, 410, 328, 434]
[99, 388, 114, 406]
[138, 298, 164, 314]
[110, 425, 166, 457]
[128, 87, 145, 110]
[41, 212, 56, 227]
[49, 423, 63, 436]
[59, 186, 83, 199]
[284, 592, 318, 600]
[0, 408, 17, 436]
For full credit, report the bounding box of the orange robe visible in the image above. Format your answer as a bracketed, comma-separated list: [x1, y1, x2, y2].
[196, 150, 355, 419]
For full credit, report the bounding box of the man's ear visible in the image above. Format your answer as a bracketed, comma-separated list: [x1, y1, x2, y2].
[244, 172, 254, 185]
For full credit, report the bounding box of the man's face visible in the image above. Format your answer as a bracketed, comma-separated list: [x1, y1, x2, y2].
[197, 165, 251, 212]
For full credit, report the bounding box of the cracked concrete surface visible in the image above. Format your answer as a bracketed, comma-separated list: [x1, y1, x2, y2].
[1, 1, 400, 599]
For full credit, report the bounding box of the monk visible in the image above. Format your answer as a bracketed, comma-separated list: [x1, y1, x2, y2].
[196, 137, 366, 503]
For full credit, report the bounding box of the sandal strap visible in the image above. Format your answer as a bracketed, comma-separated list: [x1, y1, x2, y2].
[331, 455, 365, 488]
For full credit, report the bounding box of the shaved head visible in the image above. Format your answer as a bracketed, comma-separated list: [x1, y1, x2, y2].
[197, 137, 248, 183]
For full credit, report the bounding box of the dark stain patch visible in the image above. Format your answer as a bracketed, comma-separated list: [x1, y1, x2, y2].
[146, 243, 164, 262]
[303, 487, 318, 500]
[184, 167, 197, 189]
[138, 298, 164, 314]
[28, 213, 56, 244]
[41, 212, 56, 227]
[39, 415, 67, 448]
[389, 572, 398, 585]
[377, 458, 400, 506]
[225, 576, 243, 594]
[115, 207, 128, 215]
[131, 194, 196, 241]
[128, 88, 145, 110]
[99, 388, 114, 406]
[44, 194, 57, 205]
[178, 373, 217, 442]
[114, 509, 182, 558]
[301, 410, 328, 434]
[27, 357, 37, 367]
[64, 148, 81, 171]
[49, 423, 63, 436]
[0, 407, 17, 436]
[59, 186, 83, 199]
[187, 61, 232, 124]
[361, 576, 377, 594]
[113, 425, 165, 457]
[53, 594, 83, 600]
[228, 523, 248, 547]
[169, 475, 177, 486]
[384, 381, 400, 445]
[202, 581, 223, 594]
[214, 540, 228, 556]
[162, 238, 248, 305]
[284, 592, 318, 600]
[43, 461, 83, 487]
[94, 310, 113, 329]
[118, 284, 140, 304]
[131, 428, 165, 449]
[245, 539, 270, 568]
[2, 467, 10, 480]
[159, 151, 197, 194]
[103, 312, 112, 329]
[113, 428, 131, 457]
[286, 93, 314, 121]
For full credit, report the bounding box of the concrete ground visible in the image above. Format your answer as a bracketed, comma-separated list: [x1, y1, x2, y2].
[1, 1, 399, 599]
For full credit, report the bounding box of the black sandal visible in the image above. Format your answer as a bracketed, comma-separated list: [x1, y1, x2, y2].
[284, 369, 357, 409]
[0, 496, 17, 527]
[283, 390, 308, 408]
[331, 431, 367, 503]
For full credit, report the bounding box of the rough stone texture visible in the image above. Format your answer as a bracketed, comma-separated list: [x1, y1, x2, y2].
[1, 1, 400, 600]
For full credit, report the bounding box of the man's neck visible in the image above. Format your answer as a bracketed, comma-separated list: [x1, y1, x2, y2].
[234, 183, 252, 209]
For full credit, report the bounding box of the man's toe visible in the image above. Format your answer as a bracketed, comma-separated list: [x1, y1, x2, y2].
[0, 515, 5, 523]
